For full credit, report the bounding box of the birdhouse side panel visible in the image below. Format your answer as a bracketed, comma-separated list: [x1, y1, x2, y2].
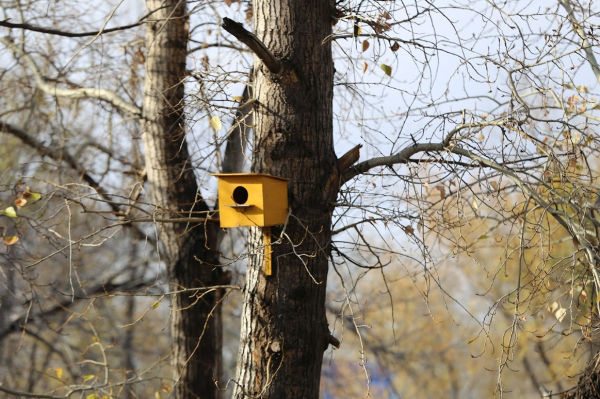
[262, 178, 289, 226]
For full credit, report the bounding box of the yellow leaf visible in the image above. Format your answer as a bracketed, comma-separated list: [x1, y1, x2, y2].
[83, 374, 95, 382]
[155, 392, 163, 399]
[554, 306, 567, 322]
[1, 206, 17, 218]
[578, 85, 588, 93]
[472, 198, 478, 209]
[381, 64, 392, 77]
[210, 115, 222, 131]
[362, 62, 368, 74]
[54, 368, 63, 379]
[570, 130, 582, 143]
[232, 96, 244, 103]
[362, 40, 369, 52]
[152, 301, 160, 309]
[29, 192, 41, 201]
[4, 236, 19, 246]
[86, 394, 99, 399]
[490, 181, 499, 192]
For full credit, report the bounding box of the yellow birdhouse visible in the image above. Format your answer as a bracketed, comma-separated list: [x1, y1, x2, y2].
[213, 173, 289, 228]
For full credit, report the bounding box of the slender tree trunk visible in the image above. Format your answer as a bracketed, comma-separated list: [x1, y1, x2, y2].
[142, 1, 222, 398]
[232, 0, 338, 397]
[0, 265, 15, 385]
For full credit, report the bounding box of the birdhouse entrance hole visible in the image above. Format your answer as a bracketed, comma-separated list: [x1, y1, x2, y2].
[232, 186, 249, 205]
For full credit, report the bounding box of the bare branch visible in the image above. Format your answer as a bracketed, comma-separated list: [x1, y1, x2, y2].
[0, 37, 142, 117]
[0, 121, 155, 245]
[188, 42, 247, 54]
[450, 146, 600, 296]
[0, 384, 62, 399]
[341, 142, 447, 184]
[558, 0, 600, 83]
[341, 137, 600, 293]
[337, 144, 362, 174]
[221, 18, 282, 75]
[0, 18, 144, 38]
[0, 121, 108, 194]
[340, 118, 513, 184]
[0, 276, 151, 341]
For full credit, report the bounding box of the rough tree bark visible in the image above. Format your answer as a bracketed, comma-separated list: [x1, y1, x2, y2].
[565, 352, 600, 399]
[232, 0, 339, 397]
[142, 1, 222, 398]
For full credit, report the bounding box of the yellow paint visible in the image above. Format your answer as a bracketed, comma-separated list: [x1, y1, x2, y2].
[213, 173, 289, 228]
[263, 226, 272, 276]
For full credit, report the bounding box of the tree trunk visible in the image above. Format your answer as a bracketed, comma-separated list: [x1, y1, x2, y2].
[232, 0, 338, 397]
[564, 351, 600, 399]
[142, 1, 222, 398]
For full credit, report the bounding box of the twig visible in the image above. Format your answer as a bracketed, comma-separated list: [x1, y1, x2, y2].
[558, 0, 600, 83]
[0, 37, 141, 116]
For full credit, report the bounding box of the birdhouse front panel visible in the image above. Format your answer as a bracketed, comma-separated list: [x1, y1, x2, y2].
[213, 173, 289, 228]
[217, 178, 265, 227]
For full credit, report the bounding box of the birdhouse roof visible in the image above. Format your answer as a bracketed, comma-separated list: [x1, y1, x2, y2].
[212, 173, 290, 182]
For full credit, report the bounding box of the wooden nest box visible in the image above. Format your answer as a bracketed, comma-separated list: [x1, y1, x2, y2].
[213, 173, 289, 228]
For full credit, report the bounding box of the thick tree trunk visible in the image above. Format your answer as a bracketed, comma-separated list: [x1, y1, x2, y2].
[142, 1, 222, 398]
[564, 352, 600, 399]
[232, 0, 338, 397]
